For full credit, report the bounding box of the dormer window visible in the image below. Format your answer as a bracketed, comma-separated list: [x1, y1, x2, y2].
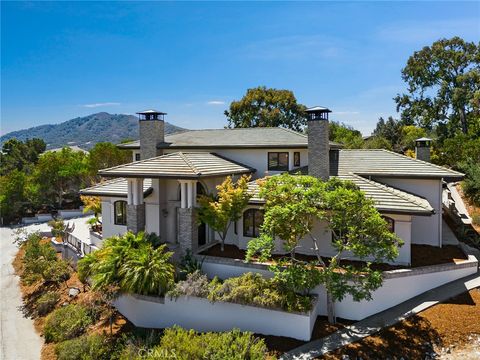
[268, 152, 289, 171]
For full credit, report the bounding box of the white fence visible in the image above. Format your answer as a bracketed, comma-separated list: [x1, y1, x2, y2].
[115, 294, 317, 341]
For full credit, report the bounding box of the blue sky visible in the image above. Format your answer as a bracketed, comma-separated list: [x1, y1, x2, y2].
[2, 1, 479, 135]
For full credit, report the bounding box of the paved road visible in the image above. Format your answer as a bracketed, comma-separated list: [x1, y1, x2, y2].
[1, 225, 43, 360]
[0, 218, 91, 360]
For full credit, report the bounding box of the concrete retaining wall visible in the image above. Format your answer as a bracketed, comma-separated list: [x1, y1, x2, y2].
[199, 254, 478, 321]
[115, 294, 317, 341]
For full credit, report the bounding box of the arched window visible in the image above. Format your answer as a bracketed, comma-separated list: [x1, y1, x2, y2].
[243, 208, 264, 238]
[382, 216, 395, 233]
[114, 201, 127, 225]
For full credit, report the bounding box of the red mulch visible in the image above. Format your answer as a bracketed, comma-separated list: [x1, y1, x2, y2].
[200, 244, 468, 271]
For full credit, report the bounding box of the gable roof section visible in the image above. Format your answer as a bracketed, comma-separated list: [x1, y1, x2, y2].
[98, 152, 254, 179]
[337, 149, 463, 180]
[118, 128, 342, 149]
[80, 178, 153, 198]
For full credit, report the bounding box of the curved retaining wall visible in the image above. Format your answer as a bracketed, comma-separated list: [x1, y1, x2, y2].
[200, 254, 478, 321]
[114, 294, 317, 341]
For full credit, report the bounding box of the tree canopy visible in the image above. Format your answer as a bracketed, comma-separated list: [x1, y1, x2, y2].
[394, 37, 479, 137]
[246, 174, 402, 322]
[225, 86, 308, 131]
[197, 175, 251, 251]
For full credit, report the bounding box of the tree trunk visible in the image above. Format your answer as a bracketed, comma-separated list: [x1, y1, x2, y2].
[327, 292, 336, 324]
[460, 107, 468, 134]
[309, 234, 326, 266]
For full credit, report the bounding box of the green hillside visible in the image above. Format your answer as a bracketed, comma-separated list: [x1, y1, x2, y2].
[0, 112, 185, 150]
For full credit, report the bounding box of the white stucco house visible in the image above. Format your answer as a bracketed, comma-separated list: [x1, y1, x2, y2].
[81, 108, 464, 266]
[79, 108, 477, 335]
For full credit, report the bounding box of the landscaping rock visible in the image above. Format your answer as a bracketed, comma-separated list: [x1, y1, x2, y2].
[68, 287, 80, 298]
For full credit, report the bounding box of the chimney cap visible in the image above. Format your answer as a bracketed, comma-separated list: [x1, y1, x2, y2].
[306, 106, 332, 113]
[136, 109, 167, 115]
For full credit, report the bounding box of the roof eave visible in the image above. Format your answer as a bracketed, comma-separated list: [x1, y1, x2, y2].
[98, 169, 254, 179]
[354, 172, 464, 181]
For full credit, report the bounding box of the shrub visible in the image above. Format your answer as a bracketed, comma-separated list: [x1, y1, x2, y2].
[55, 334, 111, 360]
[179, 249, 204, 277]
[472, 212, 480, 227]
[78, 232, 175, 296]
[144, 326, 267, 360]
[168, 271, 211, 299]
[36, 291, 60, 316]
[460, 160, 480, 207]
[44, 304, 94, 342]
[48, 218, 66, 239]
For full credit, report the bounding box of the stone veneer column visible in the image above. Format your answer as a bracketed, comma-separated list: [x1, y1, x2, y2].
[177, 207, 198, 255]
[126, 178, 145, 233]
[139, 119, 164, 160]
[308, 118, 330, 181]
[127, 204, 145, 233]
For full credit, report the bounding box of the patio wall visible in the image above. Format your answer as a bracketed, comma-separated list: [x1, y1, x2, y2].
[199, 254, 478, 321]
[114, 294, 317, 341]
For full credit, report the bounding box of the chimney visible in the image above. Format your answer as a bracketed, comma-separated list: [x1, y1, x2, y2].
[137, 109, 166, 160]
[306, 106, 331, 181]
[415, 137, 432, 162]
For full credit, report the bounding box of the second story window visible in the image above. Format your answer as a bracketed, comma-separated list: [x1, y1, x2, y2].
[135, 153, 141, 161]
[268, 152, 289, 171]
[243, 208, 264, 238]
[294, 152, 300, 167]
[114, 200, 127, 225]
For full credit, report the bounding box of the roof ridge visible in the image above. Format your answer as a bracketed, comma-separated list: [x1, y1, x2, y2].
[378, 149, 464, 176]
[349, 173, 432, 211]
[179, 152, 200, 174]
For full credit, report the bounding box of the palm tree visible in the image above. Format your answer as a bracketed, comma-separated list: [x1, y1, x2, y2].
[119, 244, 175, 296]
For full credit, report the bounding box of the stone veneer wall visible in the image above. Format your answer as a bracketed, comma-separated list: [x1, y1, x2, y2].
[307, 119, 329, 181]
[415, 146, 431, 162]
[127, 204, 146, 233]
[139, 120, 164, 160]
[177, 207, 198, 255]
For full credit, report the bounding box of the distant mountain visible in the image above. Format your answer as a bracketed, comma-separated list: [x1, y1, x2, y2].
[0, 112, 186, 150]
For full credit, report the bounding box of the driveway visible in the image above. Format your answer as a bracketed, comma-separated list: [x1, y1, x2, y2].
[0, 217, 92, 360]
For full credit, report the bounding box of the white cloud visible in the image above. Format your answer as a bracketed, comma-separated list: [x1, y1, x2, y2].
[207, 101, 225, 105]
[83, 102, 121, 108]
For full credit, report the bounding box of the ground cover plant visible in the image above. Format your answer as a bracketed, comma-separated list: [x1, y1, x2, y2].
[168, 271, 313, 313]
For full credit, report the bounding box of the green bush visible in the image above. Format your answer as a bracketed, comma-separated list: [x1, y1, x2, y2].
[143, 326, 267, 360]
[461, 160, 480, 207]
[472, 212, 480, 227]
[169, 271, 312, 313]
[44, 304, 94, 342]
[36, 291, 60, 316]
[55, 334, 111, 360]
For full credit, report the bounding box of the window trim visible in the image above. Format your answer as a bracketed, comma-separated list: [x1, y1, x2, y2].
[267, 152, 289, 171]
[293, 152, 300, 167]
[114, 200, 127, 226]
[243, 208, 264, 238]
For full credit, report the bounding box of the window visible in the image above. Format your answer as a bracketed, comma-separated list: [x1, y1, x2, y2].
[382, 216, 395, 233]
[234, 220, 237, 235]
[135, 153, 141, 161]
[243, 209, 264, 238]
[114, 201, 127, 225]
[268, 152, 289, 171]
[294, 152, 300, 167]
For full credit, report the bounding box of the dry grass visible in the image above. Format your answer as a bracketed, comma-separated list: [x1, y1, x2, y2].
[456, 184, 480, 234]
